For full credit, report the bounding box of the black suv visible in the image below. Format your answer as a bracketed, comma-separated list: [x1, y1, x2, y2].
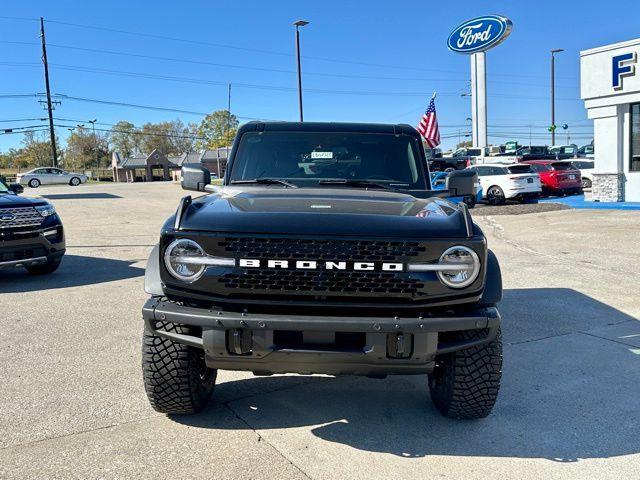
[0, 179, 65, 274]
[142, 122, 503, 419]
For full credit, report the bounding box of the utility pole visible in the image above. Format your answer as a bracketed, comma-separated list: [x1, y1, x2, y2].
[550, 49, 564, 146]
[76, 124, 85, 171]
[294, 20, 309, 122]
[40, 17, 58, 168]
[88, 119, 98, 181]
[222, 83, 231, 178]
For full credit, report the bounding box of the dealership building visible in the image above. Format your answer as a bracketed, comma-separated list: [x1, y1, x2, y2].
[581, 38, 640, 202]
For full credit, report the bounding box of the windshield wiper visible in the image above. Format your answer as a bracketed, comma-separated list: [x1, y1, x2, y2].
[230, 178, 298, 188]
[318, 179, 396, 190]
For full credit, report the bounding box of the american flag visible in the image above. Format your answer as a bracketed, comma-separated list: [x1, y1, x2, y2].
[417, 97, 440, 148]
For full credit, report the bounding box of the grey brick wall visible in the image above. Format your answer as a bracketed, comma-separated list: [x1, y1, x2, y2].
[591, 173, 624, 202]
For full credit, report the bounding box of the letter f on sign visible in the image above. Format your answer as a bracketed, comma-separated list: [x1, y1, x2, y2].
[613, 52, 637, 90]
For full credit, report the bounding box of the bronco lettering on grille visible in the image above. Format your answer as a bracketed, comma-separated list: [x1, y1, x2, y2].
[238, 258, 404, 271]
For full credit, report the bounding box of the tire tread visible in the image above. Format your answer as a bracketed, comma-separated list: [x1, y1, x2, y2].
[429, 328, 502, 419]
[141, 322, 216, 414]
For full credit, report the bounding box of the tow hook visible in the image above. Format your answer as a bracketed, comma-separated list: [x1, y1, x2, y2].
[387, 333, 413, 359]
[227, 329, 253, 355]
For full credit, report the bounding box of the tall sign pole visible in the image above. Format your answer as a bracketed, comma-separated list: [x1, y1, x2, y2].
[39, 17, 58, 168]
[448, 15, 512, 150]
[470, 52, 488, 148]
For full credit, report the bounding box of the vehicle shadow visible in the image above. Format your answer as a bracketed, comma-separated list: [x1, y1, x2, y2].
[172, 288, 640, 461]
[40, 193, 122, 200]
[0, 254, 144, 292]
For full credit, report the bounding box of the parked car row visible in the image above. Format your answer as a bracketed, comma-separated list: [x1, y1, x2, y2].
[439, 142, 595, 170]
[429, 159, 586, 206]
[469, 163, 542, 205]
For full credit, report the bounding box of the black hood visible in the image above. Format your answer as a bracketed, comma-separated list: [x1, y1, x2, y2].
[179, 187, 469, 239]
[0, 193, 48, 208]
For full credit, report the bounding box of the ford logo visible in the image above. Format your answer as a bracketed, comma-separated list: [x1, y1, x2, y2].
[447, 15, 512, 54]
[0, 212, 16, 222]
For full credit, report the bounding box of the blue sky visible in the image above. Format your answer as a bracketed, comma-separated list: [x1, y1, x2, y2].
[1, 0, 639, 152]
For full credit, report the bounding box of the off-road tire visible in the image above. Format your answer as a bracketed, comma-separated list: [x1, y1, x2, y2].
[26, 257, 62, 275]
[142, 322, 217, 414]
[428, 327, 502, 419]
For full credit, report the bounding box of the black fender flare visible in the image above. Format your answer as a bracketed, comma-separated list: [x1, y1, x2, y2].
[479, 249, 502, 307]
[144, 244, 164, 296]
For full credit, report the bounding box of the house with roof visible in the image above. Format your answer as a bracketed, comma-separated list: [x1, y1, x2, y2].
[111, 149, 176, 182]
[111, 147, 231, 182]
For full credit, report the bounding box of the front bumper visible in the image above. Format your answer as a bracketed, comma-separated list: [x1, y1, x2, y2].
[142, 297, 501, 376]
[0, 223, 65, 269]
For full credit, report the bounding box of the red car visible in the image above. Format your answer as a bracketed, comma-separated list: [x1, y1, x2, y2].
[520, 160, 582, 195]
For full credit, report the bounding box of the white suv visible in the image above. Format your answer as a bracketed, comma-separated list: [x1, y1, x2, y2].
[469, 163, 541, 205]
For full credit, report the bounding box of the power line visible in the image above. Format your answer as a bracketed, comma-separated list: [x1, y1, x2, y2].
[44, 42, 582, 87]
[43, 42, 473, 84]
[40, 18, 578, 82]
[0, 117, 48, 123]
[56, 94, 273, 120]
[0, 15, 38, 22]
[48, 63, 466, 97]
[0, 128, 49, 136]
[0, 93, 41, 99]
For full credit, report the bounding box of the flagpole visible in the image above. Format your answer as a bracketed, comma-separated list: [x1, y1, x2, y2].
[432, 92, 437, 100]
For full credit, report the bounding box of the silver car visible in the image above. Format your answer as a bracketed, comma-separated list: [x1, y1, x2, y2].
[17, 168, 88, 188]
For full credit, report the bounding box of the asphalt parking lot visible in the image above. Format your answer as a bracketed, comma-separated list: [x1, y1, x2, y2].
[1, 182, 639, 480]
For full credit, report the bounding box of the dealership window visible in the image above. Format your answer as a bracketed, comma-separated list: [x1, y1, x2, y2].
[632, 103, 640, 172]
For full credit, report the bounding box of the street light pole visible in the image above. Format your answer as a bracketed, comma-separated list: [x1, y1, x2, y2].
[550, 49, 564, 146]
[293, 20, 309, 122]
[88, 119, 98, 181]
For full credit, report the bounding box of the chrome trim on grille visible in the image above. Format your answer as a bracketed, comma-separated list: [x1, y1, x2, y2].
[406, 263, 474, 272]
[0, 207, 44, 229]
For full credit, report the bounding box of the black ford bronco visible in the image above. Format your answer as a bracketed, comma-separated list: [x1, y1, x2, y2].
[142, 122, 502, 419]
[0, 178, 65, 274]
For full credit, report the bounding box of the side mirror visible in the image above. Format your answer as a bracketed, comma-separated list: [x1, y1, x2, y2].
[446, 169, 476, 197]
[181, 164, 211, 192]
[9, 183, 24, 194]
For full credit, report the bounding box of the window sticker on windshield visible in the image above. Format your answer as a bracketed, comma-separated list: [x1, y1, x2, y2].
[311, 151, 333, 159]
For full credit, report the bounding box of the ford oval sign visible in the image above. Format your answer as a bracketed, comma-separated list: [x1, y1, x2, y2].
[447, 15, 512, 54]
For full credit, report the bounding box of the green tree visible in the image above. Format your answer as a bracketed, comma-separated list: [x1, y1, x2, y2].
[16, 131, 52, 169]
[66, 127, 110, 171]
[167, 120, 199, 154]
[109, 121, 140, 157]
[194, 110, 238, 150]
[0, 148, 21, 169]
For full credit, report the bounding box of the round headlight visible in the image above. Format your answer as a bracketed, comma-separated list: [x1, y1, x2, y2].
[164, 239, 206, 282]
[437, 246, 480, 289]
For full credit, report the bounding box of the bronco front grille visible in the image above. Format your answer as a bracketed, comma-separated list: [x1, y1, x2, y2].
[221, 269, 424, 295]
[0, 207, 43, 229]
[219, 237, 426, 261]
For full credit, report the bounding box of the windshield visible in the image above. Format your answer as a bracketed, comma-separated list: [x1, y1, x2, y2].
[551, 162, 574, 171]
[0, 180, 10, 194]
[507, 164, 534, 174]
[229, 131, 426, 189]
